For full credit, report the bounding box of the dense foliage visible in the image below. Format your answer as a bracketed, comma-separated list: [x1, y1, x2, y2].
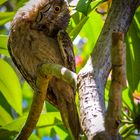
[0, 0, 140, 139]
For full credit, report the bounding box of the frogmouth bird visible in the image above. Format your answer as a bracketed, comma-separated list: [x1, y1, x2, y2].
[8, 0, 81, 139]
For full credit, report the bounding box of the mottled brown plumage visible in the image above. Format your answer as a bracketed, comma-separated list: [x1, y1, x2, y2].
[8, 0, 80, 139]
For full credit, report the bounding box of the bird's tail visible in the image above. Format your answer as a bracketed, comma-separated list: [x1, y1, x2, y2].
[58, 96, 81, 140]
[50, 78, 81, 139]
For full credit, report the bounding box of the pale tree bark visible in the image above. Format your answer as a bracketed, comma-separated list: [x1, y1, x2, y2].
[77, 0, 140, 139]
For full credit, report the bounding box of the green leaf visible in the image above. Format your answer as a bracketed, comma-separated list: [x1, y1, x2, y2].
[34, 112, 62, 138]
[16, 0, 28, 9]
[74, 10, 104, 71]
[0, 115, 26, 133]
[0, 115, 26, 139]
[45, 102, 58, 112]
[126, 20, 140, 91]
[22, 81, 33, 98]
[0, 59, 22, 115]
[80, 10, 104, 56]
[0, 105, 13, 126]
[120, 123, 135, 138]
[0, 92, 14, 120]
[69, 16, 88, 41]
[133, 10, 140, 38]
[29, 134, 40, 140]
[37, 112, 62, 127]
[137, 81, 140, 91]
[0, 35, 9, 56]
[76, 0, 92, 15]
[0, 113, 62, 139]
[76, 0, 105, 15]
[122, 88, 134, 113]
[89, 0, 106, 14]
[124, 135, 137, 140]
[52, 126, 68, 140]
[0, 0, 7, 5]
[0, 12, 15, 26]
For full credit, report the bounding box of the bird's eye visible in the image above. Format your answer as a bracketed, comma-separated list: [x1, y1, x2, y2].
[54, 6, 60, 12]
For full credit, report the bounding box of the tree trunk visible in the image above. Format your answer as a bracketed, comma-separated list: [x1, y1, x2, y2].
[77, 0, 140, 139]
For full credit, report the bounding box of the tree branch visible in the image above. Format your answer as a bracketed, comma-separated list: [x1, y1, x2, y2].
[105, 32, 126, 138]
[77, 0, 140, 139]
[15, 75, 51, 140]
[15, 63, 77, 140]
[38, 63, 77, 88]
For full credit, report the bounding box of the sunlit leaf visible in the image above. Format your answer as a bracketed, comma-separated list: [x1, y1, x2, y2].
[0, 12, 15, 26]
[70, 16, 88, 41]
[0, 113, 61, 139]
[122, 88, 134, 113]
[35, 112, 63, 139]
[45, 102, 58, 112]
[121, 111, 133, 123]
[0, 92, 13, 119]
[126, 20, 140, 91]
[29, 134, 40, 140]
[0, 34, 9, 56]
[137, 82, 140, 92]
[22, 81, 33, 98]
[134, 10, 140, 38]
[0, 59, 22, 115]
[0, 0, 7, 5]
[37, 112, 62, 127]
[79, 10, 104, 61]
[52, 126, 68, 140]
[0, 105, 13, 126]
[90, 0, 106, 14]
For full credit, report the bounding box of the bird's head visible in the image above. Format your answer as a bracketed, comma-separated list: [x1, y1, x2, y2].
[13, 0, 70, 35]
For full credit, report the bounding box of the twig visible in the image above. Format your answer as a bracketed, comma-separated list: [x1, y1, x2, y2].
[15, 75, 51, 140]
[105, 32, 126, 137]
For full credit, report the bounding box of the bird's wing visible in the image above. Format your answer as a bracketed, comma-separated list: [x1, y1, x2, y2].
[57, 30, 76, 72]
